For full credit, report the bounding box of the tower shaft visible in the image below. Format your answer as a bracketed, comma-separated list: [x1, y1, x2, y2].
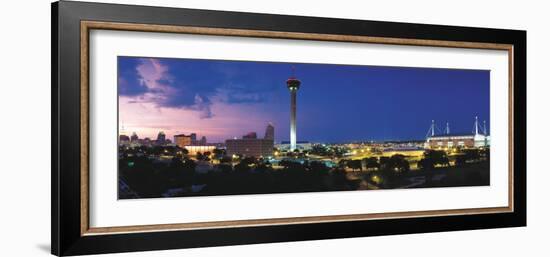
[290, 90, 297, 151]
[286, 69, 301, 152]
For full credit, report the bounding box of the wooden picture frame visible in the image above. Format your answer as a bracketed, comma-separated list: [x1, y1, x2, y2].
[52, 1, 526, 255]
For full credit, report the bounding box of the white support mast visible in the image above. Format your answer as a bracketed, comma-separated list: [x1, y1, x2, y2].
[474, 116, 479, 135]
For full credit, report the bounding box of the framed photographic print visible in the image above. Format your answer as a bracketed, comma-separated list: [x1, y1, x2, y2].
[51, 1, 526, 256]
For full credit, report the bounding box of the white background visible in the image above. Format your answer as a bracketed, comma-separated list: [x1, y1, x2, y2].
[90, 30, 509, 227]
[0, 0, 548, 256]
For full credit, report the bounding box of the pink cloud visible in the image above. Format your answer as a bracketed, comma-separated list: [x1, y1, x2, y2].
[119, 96, 274, 143]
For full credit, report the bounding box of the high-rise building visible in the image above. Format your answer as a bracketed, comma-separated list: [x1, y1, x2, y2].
[264, 123, 274, 140]
[199, 136, 207, 145]
[156, 131, 166, 145]
[119, 134, 130, 143]
[190, 133, 197, 145]
[174, 134, 192, 148]
[225, 123, 274, 158]
[143, 137, 151, 145]
[243, 132, 257, 139]
[130, 132, 139, 142]
[286, 71, 301, 151]
[226, 138, 274, 158]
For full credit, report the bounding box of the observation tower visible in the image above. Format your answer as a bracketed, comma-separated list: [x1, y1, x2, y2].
[286, 68, 301, 151]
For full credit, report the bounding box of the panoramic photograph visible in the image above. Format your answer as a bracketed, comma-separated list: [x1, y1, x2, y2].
[117, 56, 491, 199]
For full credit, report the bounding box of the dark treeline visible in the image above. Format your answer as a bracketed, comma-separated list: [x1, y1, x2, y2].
[363, 148, 490, 189]
[119, 155, 360, 199]
[118, 147, 490, 199]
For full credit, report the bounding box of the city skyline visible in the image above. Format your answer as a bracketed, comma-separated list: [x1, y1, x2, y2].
[118, 56, 490, 143]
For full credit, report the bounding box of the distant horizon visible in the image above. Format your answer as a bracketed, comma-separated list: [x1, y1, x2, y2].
[118, 56, 490, 143]
[118, 128, 483, 145]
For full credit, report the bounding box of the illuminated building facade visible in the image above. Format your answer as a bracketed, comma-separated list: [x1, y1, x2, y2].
[184, 145, 216, 156]
[425, 117, 490, 149]
[174, 134, 192, 148]
[276, 141, 312, 151]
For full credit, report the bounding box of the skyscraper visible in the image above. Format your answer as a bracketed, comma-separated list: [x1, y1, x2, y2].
[225, 123, 275, 158]
[286, 72, 301, 151]
[156, 131, 166, 145]
[243, 132, 257, 139]
[130, 132, 138, 142]
[199, 136, 207, 145]
[264, 123, 274, 140]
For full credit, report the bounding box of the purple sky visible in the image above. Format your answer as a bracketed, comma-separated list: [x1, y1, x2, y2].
[118, 56, 490, 143]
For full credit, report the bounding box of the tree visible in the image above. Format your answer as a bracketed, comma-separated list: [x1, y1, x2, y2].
[347, 159, 362, 171]
[279, 159, 293, 169]
[220, 156, 232, 163]
[241, 156, 258, 166]
[212, 148, 225, 159]
[279, 159, 306, 172]
[216, 164, 232, 173]
[234, 162, 251, 173]
[418, 158, 434, 170]
[181, 158, 196, 176]
[255, 161, 272, 173]
[364, 157, 380, 170]
[309, 161, 329, 173]
[389, 154, 409, 173]
[196, 152, 206, 161]
[423, 150, 449, 167]
[455, 155, 466, 166]
[338, 159, 349, 169]
[181, 148, 189, 156]
[311, 145, 329, 156]
[462, 149, 481, 162]
[483, 148, 490, 161]
[379, 156, 390, 170]
[441, 156, 450, 167]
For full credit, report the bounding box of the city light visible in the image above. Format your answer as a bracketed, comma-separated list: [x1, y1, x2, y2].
[117, 57, 491, 200]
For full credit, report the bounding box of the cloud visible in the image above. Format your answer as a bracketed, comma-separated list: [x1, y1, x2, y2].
[192, 94, 214, 119]
[118, 59, 148, 96]
[216, 87, 268, 104]
[119, 58, 216, 119]
[118, 57, 280, 119]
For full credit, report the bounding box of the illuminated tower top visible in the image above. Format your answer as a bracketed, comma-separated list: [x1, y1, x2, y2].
[286, 77, 301, 91]
[286, 66, 301, 91]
